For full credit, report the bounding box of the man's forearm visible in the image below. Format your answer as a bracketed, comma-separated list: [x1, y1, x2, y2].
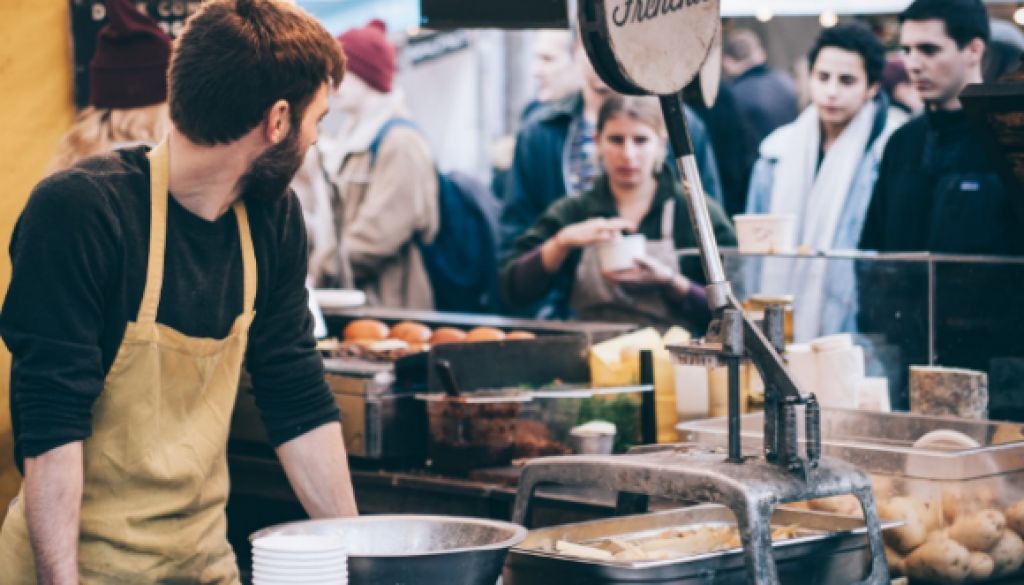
[24, 442, 83, 585]
[276, 422, 358, 518]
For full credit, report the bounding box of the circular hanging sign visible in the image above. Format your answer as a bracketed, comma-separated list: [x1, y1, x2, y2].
[580, 0, 721, 96]
[700, 24, 722, 107]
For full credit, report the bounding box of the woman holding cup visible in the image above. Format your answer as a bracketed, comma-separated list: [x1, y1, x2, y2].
[499, 96, 735, 332]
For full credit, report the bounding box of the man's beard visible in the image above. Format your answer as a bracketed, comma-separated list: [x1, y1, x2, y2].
[235, 122, 305, 203]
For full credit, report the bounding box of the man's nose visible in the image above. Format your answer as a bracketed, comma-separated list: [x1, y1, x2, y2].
[904, 50, 924, 72]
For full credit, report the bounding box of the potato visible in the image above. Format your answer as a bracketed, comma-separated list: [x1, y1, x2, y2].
[808, 494, 862, 517]
[989, 529, 1024, 576]
[900, 535, 971, 584]
[912, 497, 944, 532]
[943, 486, 1000, 525]
[947, 510, 1006, 552]
[879, 497, 930, 553]
[872, 475, 895, 501]
[885, 545, 904, 577]
[968, 552, 995, 581]
[1005, 499, 1024, 537]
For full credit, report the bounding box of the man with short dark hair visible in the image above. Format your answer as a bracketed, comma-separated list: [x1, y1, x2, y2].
[0, 1, 358, 582]
[860, 0, 1021, 255]
[723, 28, 800, 145]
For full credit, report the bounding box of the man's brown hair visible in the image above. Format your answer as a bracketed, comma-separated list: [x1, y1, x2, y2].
[169, 0, 346, 146]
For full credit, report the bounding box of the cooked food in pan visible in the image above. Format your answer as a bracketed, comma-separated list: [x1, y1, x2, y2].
[542, 523, 801, 562]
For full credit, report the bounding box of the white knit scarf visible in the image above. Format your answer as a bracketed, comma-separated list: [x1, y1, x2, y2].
[761, 101, 878, 341]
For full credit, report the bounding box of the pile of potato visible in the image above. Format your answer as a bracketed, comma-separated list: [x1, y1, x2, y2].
[878, 488, 1024, 584]
[785, 484, 1024, 583]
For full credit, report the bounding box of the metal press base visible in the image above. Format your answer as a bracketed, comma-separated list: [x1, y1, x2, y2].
[512, 447, 889, 585]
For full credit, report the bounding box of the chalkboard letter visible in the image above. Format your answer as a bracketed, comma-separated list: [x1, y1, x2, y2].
[612, 0, 633, 26]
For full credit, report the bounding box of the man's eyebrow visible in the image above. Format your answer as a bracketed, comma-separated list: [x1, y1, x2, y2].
[903, 42, 941, 50]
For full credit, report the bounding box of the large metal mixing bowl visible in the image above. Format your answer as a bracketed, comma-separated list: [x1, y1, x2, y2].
[250, 515, 527, 585]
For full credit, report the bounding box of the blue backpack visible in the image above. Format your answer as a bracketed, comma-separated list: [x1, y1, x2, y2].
[369, 119, 501, 314]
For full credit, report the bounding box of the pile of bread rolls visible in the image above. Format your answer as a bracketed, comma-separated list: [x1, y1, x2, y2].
[342, 319, 536, 355]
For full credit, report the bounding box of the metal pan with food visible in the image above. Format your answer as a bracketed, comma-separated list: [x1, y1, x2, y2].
[504, 504, 900, 585]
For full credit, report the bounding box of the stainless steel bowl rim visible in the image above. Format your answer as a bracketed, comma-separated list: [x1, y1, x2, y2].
[249, 514, 528, 558]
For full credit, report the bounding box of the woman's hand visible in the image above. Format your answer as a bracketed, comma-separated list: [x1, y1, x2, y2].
[541, 217, 635, 273]
[554, 218, 636, 250]
[603, 255, 689, 293]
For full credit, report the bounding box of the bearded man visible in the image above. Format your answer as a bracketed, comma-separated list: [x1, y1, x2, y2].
[0, 1, 358, 583]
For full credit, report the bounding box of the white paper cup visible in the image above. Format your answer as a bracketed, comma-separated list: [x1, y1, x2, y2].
[809, 333, 853, 353]
[597, 234, 647, 272]
[733, 214, 796, 254]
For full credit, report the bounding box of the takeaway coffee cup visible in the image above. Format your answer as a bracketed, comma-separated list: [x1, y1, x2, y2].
[597, 234, 646, 272]
[733, 214, 796, 254]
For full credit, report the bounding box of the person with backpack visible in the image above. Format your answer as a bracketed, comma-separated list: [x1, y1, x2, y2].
[500, 96, 736, 333]
[298, 19, 439, 310]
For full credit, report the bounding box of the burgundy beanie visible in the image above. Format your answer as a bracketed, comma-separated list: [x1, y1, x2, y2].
[337, 19, 397, 93]
[90, 0, 172, 109]
[882, 60, 911, 96]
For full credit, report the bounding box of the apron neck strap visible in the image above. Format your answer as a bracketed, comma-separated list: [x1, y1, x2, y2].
[232, 199, 258, 315]
[661, 199, 676, 241]
[140, 140, 170, 324]
[140, 139, 259, 324]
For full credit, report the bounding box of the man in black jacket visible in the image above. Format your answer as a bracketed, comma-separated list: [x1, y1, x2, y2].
[859, 0, 1021, 256]
[857, 0, 1024, 413]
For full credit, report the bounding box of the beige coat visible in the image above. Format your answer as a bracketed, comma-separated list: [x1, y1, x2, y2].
[295, 91, 439, 310]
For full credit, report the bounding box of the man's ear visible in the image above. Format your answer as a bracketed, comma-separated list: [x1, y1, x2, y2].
[265, 99, 292, 144]
[966, 38, 986, 67]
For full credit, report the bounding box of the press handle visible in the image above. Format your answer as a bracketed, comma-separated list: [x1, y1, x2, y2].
[805, 395, 821, 466]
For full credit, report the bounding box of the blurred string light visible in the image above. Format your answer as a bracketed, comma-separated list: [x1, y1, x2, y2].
[820, 11, 839, 28]
[755, 8, 773, 22]
[1015, 6, 1024, 26]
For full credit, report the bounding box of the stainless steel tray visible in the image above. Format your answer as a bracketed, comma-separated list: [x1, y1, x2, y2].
[678, 408, 1024, 479]
[503, 505, 900, 585]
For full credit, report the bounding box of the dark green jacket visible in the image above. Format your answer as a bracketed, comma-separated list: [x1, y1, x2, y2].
[499, 167, 737, 312]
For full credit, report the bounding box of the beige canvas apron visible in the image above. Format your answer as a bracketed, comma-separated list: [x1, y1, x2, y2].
[0, 139, 254, 584]
[570, 200, 689, 329]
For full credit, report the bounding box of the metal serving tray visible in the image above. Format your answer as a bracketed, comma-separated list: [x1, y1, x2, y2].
[678, 408, 1024, 480]
[503, 505, 899, 585]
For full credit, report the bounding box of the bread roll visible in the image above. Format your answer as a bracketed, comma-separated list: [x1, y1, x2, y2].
[430, 327, 468, 345]
[389, 321, 432, 344]
[506, 331, 537, 340]
[466, 327, 506, 342]
[344, 319, 389, 342]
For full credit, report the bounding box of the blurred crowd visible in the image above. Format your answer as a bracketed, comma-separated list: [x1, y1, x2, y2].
[47, 0, 1024, 338]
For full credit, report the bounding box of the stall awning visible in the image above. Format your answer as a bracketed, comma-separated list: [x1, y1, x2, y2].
[722, 0, 911, 16]
[298, 0, 421, 35]
[722, 0, 1017, 17]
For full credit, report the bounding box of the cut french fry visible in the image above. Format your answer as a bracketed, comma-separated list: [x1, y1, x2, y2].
[555, 540, 614, 560]
[552, 522, 806, 563]
[610, 538, 647, 560]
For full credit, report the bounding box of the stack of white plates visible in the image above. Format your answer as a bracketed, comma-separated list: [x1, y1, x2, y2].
[252, 534, 348, 585]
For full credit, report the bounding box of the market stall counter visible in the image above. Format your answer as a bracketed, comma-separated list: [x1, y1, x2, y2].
[227, 310, 654, 578]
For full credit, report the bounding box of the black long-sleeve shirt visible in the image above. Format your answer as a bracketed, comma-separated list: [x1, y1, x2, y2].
[859, 109, 1022, 255]
[1, 147, 339, 471]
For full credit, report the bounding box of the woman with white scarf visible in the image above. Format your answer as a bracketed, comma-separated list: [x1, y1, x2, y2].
[746, 23, 909, 341]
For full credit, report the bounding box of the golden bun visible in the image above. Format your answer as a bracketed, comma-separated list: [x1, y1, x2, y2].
[506, 331, 536, 340]
[344, 319, 389, 342]
[388, 321, 433, 344]
[429, 327, 468, 345]
[466, 327, 506, 342]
